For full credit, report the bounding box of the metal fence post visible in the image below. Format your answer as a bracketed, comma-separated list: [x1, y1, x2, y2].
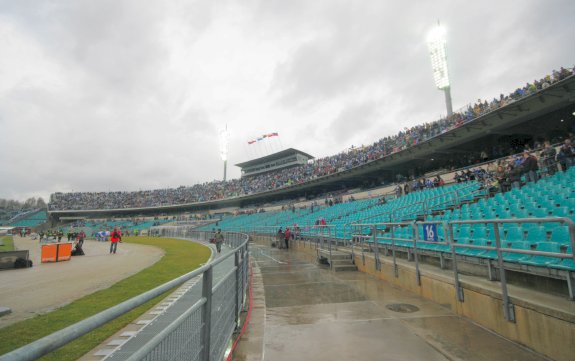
[449, 224, 464, 302]
[494, 222, 515, 322]
[201, 267, 213, 361]
[413, 222, 421, 286]
[567, 220, 575, 300]
[361, 228, 366, 266]
[372, 225, 380, 271]
[234, 251, 241, 328]
[328, 229, 333, 270]
[391, 226, 398, 278]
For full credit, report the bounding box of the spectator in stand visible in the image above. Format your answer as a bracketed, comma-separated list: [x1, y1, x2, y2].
[507, 164, 522, 189]
[495, 165, 508, 193]
[539, 141, 557, 176]
[521, 151, 539, 183]
[394, 184, 402, 197]
[557, 139, 575, 170]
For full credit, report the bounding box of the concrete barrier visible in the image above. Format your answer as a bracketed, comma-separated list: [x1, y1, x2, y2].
[0, 251, 30, 270]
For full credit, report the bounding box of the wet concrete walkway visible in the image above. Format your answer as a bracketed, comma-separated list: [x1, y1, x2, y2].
[241, 243, 548, 361]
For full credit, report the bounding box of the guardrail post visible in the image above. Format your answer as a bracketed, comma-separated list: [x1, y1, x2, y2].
[350, 226, 355, 260]
[201, 266, 213, 361]
[234, 251, 241, 329]
[449, 224, 464, 302]
[413, 222, 421, 286]
[372, 225, 380, 271]
[391, 226, 398, 278]
[361, 229, 366, 266]
[567, 272, 574, 301]
[494, 222, 515, 322]
[328, 234, 333, 270]
[568, 221, 575, 300]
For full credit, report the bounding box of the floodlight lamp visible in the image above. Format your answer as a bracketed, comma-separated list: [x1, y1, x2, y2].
[219, 127, 230, 161]
[426, 24, 450, 89]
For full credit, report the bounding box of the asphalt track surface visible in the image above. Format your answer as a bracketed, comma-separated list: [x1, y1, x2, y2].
[0, 236, 164, 329]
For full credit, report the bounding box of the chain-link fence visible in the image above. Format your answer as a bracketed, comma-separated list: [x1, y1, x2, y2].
[0, 229, 249, 361]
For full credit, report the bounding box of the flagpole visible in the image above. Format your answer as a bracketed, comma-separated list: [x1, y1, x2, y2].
[263, 139, 271, 155]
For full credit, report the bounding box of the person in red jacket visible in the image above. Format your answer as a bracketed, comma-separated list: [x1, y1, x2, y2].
[284, 227, 291, 249]
[110, 228, 122, 254]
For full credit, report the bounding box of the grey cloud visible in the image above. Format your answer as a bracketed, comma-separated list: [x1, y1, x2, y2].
[1, 0, 575, 201]
[330, 101, 378, 143]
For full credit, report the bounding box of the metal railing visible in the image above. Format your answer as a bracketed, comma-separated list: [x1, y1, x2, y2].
[349, 218, 575, 323]
[448, 218, 575, 322]
[0, 229, 249, 361]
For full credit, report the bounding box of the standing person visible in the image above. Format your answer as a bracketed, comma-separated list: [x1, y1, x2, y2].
[540, 141, 557, 176]
[110, 228, 121, 254]
[507, 164, 522, 189]
[394, 184, 402, 198]
[284, 227, 291, 249]
[557, 139, 575, 171]
[276, 228, 284, 249]
[214, 229, 224, 254]
[77, 230, 86, 248]
[521, 151, 539, 183]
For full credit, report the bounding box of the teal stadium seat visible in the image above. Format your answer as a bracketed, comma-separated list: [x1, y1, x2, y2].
[522, 242, 563, 267]
[550, 227, 572, 244]
[525, 227, 548, 243]
[502, 241, 531, 263]
[504, 227, 524, 242]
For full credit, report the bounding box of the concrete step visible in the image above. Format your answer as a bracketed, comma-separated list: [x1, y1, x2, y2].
[332, 264, 358, 272]
[330, 259, 355, 266]
[318, 250, 352, 260]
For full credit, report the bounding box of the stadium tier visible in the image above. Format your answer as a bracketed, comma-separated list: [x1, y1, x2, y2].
[47, 67, 575, 213]
[203, 167, 575, 270]
[58, 219, 172, 236]
[200, 181, 484, 234]
[9, 209, 48, 228]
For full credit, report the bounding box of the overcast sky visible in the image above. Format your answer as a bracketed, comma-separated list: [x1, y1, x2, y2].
[1, 0, 574, 202]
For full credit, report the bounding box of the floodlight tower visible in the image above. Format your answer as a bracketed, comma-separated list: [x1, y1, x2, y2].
[219, 125, 230, 181]
[426, 23, 453, 117]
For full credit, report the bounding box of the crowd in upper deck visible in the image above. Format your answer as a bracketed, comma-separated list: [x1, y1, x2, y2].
[48, 67, 575, 211]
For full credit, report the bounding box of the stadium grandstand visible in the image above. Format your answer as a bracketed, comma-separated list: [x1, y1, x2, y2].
[9, 210, 48, 228]
[48, 66, 575, 216]
[5, 66, 575, 361]
[4, 2, 575, 359]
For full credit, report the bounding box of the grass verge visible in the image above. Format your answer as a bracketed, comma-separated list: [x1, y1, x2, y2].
[0, 236, 211, 360]
[0, 236, 15, 251]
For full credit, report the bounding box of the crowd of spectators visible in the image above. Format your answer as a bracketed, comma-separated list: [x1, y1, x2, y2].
[49, 67, 575, 211]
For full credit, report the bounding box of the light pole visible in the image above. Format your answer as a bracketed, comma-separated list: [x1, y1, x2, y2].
[219, 125, 230, 181]
[427, 23, 453, 117]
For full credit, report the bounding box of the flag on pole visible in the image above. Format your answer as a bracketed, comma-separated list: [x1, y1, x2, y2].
[247, 132, 279, 145]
